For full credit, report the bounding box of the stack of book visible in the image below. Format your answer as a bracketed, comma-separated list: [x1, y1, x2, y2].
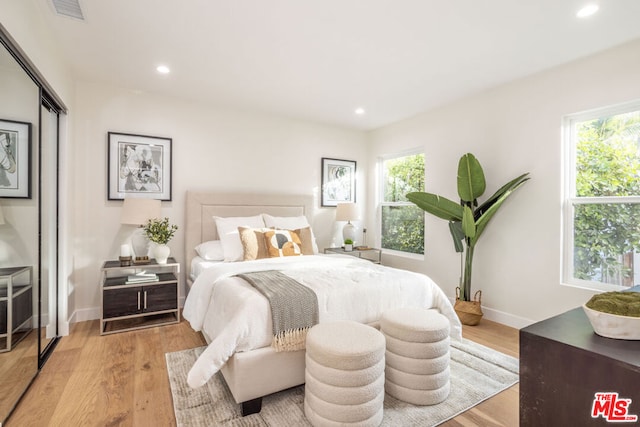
[125, 271, 159, 284]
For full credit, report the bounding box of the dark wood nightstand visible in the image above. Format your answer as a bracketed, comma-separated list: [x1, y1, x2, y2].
[100, 258, 180, 335]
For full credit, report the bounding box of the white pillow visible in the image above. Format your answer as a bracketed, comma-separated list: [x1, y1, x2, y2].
[195, 240, 225, 261]
[262, 214, 318, 254]
[214, 215, 266, 261]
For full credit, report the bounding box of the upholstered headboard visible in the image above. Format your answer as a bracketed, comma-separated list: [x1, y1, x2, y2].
[185, 191, 315, 284]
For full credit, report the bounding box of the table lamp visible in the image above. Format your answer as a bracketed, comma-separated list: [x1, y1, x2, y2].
[336, 202, 359, 244]
[121, 198, 161, 263]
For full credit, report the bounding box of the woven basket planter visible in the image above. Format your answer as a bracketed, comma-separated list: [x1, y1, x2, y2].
[454, 288, 483, 326]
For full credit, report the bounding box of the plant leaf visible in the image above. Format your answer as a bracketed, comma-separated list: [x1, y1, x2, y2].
[471, 177, 529, 246]
[406, 192, 463, 221]
[475, 172, 530, 219]
[462, 205, 476, 238]
[448, 221, 465, 253]
[457, 153, 486, 202]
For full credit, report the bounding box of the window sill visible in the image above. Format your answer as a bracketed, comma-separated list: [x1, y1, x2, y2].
[561, 279, 633, 293]
[381, 248, 425, 261]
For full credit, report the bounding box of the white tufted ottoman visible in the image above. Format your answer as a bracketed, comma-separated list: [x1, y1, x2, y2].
[381, 307, 451, 406]
[304, 321, 386, 427]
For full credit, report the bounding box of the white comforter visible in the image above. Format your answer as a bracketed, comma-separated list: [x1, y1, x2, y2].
[183, 254, 461, 388]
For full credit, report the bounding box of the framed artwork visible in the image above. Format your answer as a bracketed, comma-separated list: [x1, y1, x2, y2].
[0, 119, 31, 199]
[321, 157, 356, 207]
[108, 132, 172, 201]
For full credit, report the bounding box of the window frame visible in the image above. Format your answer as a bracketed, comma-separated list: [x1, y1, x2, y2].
[378, 149, 425, 258]
[562, 99, 640, 291]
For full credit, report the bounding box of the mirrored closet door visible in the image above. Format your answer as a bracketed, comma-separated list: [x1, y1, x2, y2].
[0, 25, 64, 424]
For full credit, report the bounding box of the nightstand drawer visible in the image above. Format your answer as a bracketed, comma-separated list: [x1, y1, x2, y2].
[103, 282, 177, 318]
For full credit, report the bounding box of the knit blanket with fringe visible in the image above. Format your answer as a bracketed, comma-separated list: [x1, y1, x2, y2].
[236, 270, 319, 352]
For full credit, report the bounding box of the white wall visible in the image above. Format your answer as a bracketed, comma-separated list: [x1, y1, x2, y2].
[70, 81, 367, 321]
[367, 38, 640, 327]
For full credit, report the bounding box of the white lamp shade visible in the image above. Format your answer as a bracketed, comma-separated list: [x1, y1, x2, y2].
[336, 202, 359, 222]
[121, 198, 161, 225]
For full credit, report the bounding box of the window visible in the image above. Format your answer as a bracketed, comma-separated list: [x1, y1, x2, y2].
[563, 102, 640, 290]
[380, 152, 425, 255]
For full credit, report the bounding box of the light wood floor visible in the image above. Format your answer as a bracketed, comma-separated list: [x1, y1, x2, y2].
[0, 329, 38, 422]
[8, 317, 519, 427]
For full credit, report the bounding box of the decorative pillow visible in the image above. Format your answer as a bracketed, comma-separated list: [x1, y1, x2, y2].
[214, 215, 266, 262]
[290, 227, 314, 255]
[264, 229, 303, 258]
[262, 214, 319, 254]
[238, 227, 271, 261]
[195, 240, 225, 261]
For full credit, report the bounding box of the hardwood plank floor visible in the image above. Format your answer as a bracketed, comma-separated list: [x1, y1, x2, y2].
[8, 317, 519, 426]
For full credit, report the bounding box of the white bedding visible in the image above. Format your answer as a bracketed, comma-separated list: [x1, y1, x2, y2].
[182, 254, 462, 388]
[189, 255, 222, 281]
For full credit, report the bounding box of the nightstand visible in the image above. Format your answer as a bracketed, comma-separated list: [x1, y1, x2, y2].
[0, 266, 33, 352]
[100, 258, 180, 335]
[324, 247, 382, 264]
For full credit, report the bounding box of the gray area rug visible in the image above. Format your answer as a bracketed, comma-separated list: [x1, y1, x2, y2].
[166, 338, 519, 426]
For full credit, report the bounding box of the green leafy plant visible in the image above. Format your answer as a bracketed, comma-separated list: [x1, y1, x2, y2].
[406, 153, 529, 301]
[344, 239, 354, 245]
[143, 217, 178, 245]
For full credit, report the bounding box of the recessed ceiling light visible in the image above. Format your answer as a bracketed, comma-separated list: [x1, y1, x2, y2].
[355, 108, 366, 115]
[156, 65, 170, 74]
[577, 4, 599, 18]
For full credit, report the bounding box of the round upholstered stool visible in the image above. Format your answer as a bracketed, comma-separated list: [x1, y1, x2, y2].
[304, 321, 386, 427]
[380, 307, 451, 406]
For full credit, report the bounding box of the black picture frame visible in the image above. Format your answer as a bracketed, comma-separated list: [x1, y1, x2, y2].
[0, 119, 31, 199]
[321, 157, 356, 207]
[107, 132, 172, 201]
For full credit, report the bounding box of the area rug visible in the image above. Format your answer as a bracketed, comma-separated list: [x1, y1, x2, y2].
[166, 338, 519, 426]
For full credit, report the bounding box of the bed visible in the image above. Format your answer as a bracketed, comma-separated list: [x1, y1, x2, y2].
[182, 191, 462, 415]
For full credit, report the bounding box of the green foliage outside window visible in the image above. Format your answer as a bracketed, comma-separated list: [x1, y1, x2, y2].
[382, 154, 425, 254]
[574, 111, 640, 286]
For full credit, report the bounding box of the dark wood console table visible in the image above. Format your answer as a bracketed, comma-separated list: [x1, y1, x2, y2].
[520, 306, 640, 426]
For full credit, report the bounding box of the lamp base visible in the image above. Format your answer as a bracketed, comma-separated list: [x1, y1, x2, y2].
[131, 227, 150, 260]
[342, 222, 356, 244]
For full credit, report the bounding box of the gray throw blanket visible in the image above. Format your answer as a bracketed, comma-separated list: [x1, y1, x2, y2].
[237, 270, 319, 352]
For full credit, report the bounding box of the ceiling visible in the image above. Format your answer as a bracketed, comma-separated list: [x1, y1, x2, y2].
[37, 0, 640, 130]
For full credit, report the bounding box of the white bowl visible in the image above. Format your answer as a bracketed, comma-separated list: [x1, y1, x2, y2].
[583, 304, 640, 340]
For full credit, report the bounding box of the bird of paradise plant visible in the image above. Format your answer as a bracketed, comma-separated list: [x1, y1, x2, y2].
[407, 153, 529, 302]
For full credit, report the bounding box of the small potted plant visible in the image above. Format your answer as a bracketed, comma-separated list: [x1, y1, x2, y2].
[143, 217, 178, 264]
[344, 239, 354, 252]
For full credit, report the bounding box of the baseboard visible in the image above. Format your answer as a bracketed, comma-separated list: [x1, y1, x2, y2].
[481, 306, 535, 329]
[449, 297, 535, 330]
[69, 307, 101, 324]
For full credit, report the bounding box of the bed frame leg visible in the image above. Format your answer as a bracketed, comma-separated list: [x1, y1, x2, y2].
[241, 397, 263, 416]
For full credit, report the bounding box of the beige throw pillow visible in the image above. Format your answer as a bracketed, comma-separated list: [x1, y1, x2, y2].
[292, 227, 315, 255]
